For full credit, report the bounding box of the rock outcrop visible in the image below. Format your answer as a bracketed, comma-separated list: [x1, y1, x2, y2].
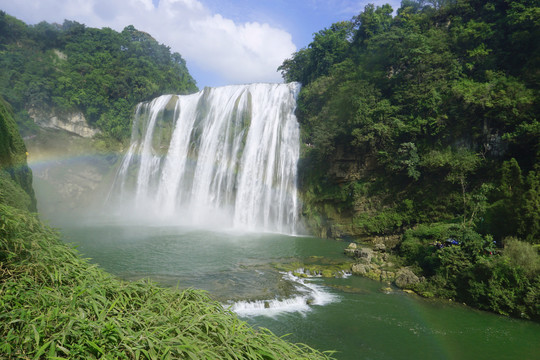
[395, 268, 420, 289]
[29, 108, 99, 138]
[346, 242, 423, 291]
[346, 243, 397, 282]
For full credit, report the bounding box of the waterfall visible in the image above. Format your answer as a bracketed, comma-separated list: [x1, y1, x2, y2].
[109, 83, 302, 234]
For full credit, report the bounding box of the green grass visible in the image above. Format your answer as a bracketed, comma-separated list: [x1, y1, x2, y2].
[0, 204, 335, 359]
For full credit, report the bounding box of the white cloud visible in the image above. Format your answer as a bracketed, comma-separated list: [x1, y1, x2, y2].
[0, 0, 296, 86]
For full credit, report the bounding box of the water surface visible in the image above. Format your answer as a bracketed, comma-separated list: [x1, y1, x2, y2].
[61, 224, 540, 360]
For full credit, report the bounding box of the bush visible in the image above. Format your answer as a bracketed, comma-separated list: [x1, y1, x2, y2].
[0, 170, 32, 210]
[398, 224, 540, 320]
[502, 237, 540, 277]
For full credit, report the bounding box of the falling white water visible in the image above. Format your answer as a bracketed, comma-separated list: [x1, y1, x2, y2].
[109, 83, 302, 234]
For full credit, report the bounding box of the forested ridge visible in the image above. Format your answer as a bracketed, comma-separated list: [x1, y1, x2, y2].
[280, 0, 539, 319]
[0, 11, 198, 140]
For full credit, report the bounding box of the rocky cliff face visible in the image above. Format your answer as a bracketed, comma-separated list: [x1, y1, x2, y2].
[28, 108, 100, 138]
[299, 144, 380, 242]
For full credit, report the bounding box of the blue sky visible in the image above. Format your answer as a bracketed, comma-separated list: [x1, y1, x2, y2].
[0, 0, 401, 88]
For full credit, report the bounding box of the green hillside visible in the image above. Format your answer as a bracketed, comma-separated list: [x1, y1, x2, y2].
[0, 11, 198, 140]
[0, 97, 36, 211]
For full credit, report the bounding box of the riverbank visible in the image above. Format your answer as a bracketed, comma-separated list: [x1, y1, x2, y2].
[0, 203, 334, 359]
[343, 232, 540, 322]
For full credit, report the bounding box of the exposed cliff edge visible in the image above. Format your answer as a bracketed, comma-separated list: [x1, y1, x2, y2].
[28, 108, 100, 138]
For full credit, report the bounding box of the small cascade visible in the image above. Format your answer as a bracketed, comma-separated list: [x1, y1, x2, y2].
[228, 272, 338, 317]
[109, 83, 302, 234]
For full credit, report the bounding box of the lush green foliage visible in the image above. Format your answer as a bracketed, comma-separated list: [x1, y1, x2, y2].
[0, 12, 198, 140]
[281, 0, 539, 319]
[282, 0, 539, 243]
[0, 97, 36, 211]
[0, 170, 33, 211]
[0, 203, 334, 359]
[400, 225, 539, 320]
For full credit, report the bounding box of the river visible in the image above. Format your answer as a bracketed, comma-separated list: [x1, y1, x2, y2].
[60, 223, 540, 360]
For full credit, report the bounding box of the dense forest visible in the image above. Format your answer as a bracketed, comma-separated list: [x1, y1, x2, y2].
[0, 11, 197, 140]
[280, 0, 539, 319]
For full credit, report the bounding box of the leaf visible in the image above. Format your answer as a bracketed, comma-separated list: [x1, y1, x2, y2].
[33, 340, 52, 359]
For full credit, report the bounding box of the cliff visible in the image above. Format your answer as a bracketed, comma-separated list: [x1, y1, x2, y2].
[28, 108, 100, 138]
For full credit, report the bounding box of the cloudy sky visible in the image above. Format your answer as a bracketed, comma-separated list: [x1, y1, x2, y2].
[0, 0, 401, 88]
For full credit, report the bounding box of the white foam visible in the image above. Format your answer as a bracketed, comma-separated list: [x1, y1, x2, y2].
[228, 272, 338, 317]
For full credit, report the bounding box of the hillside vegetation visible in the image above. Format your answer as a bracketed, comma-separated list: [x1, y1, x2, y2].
[0, 11, 197, 140]
[0, 97, 36, 211]
[280, 0, 539, 319]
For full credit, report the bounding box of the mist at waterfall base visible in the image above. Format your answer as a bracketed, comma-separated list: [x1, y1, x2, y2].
[39, 83, 539, 359]
[106, 83, 302, 234]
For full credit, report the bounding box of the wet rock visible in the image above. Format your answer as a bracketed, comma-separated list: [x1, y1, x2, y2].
[344, 242, 357, 256]
[395, 267, 420, 289]
[380, 270, 395, 282]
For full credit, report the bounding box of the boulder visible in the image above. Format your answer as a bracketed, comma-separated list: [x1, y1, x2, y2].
[380, 270, 395, 282]
[355, 247, 374, 263]
[395, 267, 420, 289]
[344, 242, 357, 256]
[351, 263, 370, 275]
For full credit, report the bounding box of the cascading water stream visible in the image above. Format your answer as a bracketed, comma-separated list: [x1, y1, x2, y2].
[109, 83, 302, 234]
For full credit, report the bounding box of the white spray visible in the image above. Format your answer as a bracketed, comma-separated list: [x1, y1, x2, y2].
[109, 83, 302, 234]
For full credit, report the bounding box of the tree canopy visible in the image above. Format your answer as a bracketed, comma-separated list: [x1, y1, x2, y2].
[281, 0, 539, 242]
[0, 12, 198, 140]
[281, 0, 539, 319]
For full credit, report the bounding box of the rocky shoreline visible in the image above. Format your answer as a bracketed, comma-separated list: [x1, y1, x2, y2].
[344, 241, 423, 291]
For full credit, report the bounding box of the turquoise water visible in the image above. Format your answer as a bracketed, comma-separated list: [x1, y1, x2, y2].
[61, 224, 540, 360]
